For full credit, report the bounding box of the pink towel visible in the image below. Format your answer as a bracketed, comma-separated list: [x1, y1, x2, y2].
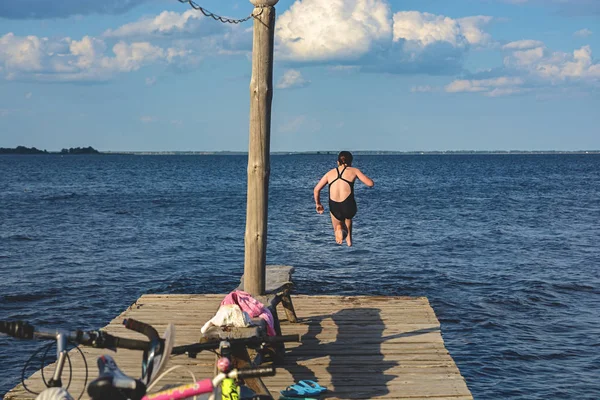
[221, 290, 276, 336]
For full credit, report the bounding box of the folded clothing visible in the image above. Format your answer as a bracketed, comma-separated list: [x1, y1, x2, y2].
[200, 304, 252, 334]
[221, 290, 276, 336]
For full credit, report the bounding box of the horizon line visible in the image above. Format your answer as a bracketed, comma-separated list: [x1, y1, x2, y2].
[101, 149, 600, 154]
[3, 147, 600, 155]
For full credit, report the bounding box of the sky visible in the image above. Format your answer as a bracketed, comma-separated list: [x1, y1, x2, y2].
[0, 0, 599, 152]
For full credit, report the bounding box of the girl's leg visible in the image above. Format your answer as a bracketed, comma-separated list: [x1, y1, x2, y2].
[330, 213, 345, 244]
[345, 219, 352, 246]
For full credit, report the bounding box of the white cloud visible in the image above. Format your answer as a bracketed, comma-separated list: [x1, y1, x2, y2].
[503, 40, 545, 50]
[103, 10, 222, 38]
[507, 46, 545, 67]
[445, 77, 525, 95]
[25, 92, 32, 99]
[486, 87, 527, 97]
[108, 41, 166, 72]
[276, 0, 392, 61]
[104, 10, 252, 63]
[0, 7, 257, 83]
[0, 32, 188, 82]
[457, 16, 494, 47]
[145, 76, 157, 86]
[0, 5, 497, 82]
[574, 29, 593, 38]
[275, 3, 492, 75]
[504, 44, 600, 81]
[392, 12, 492, 48]
[393, 12, 463, 47]
[0, 33, 47, 72]
[373, 11, 493, 75]
[443, 41, 600, 97]
[69, 36, 107, 69]
[276, 69, 310, 89]
[411, 85, 439, 93]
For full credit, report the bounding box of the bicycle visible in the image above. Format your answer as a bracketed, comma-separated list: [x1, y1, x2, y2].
[2, 320, 298, 400]
[0, 318, 174, 400]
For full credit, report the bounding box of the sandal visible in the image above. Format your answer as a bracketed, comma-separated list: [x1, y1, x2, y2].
[297, 380, 327, 394]
[279, 397, 319, 400]
[280, 380, 327, 397]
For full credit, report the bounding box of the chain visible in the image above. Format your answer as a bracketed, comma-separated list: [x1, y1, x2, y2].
[177, 0, 261, 24]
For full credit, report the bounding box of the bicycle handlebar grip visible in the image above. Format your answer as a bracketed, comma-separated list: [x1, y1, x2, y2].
[266, 334, 300, 343]
[0, 321, 35, 339]
[171, 341, 219, 355]
[113, 336, 151, 351]
[235, 367, 276, 379]
[123, 319, 159, 341]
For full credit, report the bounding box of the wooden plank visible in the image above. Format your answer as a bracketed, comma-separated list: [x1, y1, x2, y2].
[5, 295, 472, 400]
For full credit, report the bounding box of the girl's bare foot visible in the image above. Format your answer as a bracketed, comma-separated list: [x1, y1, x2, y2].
[334, 227, 344, 244]
[344, 220, 352, 246]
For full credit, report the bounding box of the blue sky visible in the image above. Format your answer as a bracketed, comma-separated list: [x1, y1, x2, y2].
[0, 0, 599, 152]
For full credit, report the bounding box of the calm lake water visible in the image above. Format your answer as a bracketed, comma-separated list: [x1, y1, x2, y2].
[0, 154, 599, 399]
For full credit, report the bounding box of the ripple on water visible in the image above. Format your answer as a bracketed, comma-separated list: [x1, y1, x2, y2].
[1, 154, 600, 399]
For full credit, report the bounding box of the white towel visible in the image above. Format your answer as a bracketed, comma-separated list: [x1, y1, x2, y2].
[200, 304, 253, 335]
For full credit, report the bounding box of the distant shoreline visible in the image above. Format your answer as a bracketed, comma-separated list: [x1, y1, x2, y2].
[15, 151, 600, 155]
[1, 146, 599, 156]
[103, 150, 600, 155]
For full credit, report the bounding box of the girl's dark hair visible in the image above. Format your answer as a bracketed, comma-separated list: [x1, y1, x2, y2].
[338, 151, 353, 166]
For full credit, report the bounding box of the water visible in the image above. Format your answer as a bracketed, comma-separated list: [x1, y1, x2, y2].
[1, 154, 599, 399]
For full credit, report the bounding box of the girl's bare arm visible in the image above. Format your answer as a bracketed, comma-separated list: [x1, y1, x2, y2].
[356, 168, 374, 187]
[313, 174, 329, 214]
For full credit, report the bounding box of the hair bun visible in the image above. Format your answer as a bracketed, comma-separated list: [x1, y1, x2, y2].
[337, 151, 353, 166]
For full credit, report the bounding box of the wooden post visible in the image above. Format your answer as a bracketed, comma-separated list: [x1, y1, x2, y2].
[244, 0, 278, 296]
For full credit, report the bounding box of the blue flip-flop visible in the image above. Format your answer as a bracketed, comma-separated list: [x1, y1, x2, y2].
[279, 397, 318, 400]
[297, 380, 327, 394]
[280, 380, 327, 397]
[280, 384, 311, 397]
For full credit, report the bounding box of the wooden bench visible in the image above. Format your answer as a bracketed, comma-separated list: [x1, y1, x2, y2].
[237, 264, 298, 324]
[236, 265, 298, 365]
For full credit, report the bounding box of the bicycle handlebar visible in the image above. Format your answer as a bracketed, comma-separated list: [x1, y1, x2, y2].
[0, 321, 34, 339]
[171, 334, 300, 356]
[0, 320, 151, 351]
[123, 319, 159, 342]
[233, 366, 276, 379]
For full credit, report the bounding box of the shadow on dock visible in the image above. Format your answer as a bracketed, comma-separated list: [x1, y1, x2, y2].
[286, 308, 397, 398]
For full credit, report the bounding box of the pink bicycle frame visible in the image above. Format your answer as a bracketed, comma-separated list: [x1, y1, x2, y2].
[142, 378, 215, 400]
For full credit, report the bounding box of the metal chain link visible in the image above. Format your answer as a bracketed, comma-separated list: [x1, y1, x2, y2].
[177, 0, 259, 24]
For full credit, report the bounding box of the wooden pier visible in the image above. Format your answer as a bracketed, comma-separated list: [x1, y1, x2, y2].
[6, 294, 472, 399]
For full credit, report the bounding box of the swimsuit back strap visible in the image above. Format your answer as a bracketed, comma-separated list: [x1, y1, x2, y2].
[338, 166, 354, 185]
[330, 166, 347, 186]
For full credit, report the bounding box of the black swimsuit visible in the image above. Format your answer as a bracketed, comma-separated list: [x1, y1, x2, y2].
[328, 166, 357, 221]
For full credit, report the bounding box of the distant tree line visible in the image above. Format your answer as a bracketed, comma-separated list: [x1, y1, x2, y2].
[60, 146, 100, 154]
[0, 146, 48, 154]
[0, 146, 101, 155]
